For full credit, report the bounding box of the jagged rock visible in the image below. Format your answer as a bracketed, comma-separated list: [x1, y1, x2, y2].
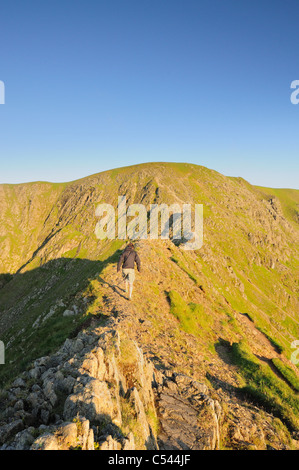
[0, 322, 163, 450]
[1, 310, 296, 451]
[129, 386, 158, 450]
[99, 435, 121, 450]
[94, 346, 106, 380]
[43, 379, 58, 407]
[14, 428, 35, 450]
[122, 432, 135, 450]
[55, 422, 78, 449]
[0, 420, 24, 445]
[0, 325, 224, 451]
[55, 375, 76, 395]
[29, 367, 42, 380]
[80, 418, 94, 450]
[63, 309, 75, 317]
[63, 378, 116, 425]
[40, 409, 50, 425]
[14, 399, 24, 411]
[31, 433, 59, 450]
[12, 378, 26, 388]
[72, 338, 84, 353]
[27, 391, 43, 409]
[157, 374, 221, 450]
[31, 417, 95, 450]
[79, 353, 99, 378]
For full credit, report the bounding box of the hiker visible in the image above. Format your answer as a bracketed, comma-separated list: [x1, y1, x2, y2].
[117, 242, 141, 300]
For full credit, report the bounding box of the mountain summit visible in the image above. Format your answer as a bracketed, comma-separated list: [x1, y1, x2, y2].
[0, 162, 298, 450]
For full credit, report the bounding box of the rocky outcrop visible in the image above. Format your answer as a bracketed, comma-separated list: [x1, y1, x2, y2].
[30, 419, 94, 450]
[0, 316, 224, 451]
[0, 323, 159, 450]
[156, 372, 221, 450]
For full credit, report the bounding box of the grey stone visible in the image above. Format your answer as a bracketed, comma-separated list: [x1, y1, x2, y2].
[0, 420, 24, 445]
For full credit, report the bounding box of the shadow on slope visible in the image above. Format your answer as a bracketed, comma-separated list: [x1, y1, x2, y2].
[0, 250, 123, 388]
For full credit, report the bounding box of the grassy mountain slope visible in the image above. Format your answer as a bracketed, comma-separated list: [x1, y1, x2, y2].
[0, 162, 298, 448]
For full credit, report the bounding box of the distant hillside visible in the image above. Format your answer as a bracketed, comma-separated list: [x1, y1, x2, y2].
[0, 162, 298, 450]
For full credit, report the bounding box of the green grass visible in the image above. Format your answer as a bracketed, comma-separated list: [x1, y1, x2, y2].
[230, 340, 299, 432]
[168, 290, 213, 338]
[170, 253, 202, 287]
[271, 358, 299, 392]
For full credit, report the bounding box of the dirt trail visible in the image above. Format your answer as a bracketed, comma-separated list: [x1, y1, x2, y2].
[96, 243, 240, 392]
[96, 240, 298, 402]
[237, 313, 281, 359]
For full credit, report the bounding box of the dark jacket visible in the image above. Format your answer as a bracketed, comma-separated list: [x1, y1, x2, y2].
[117, 246, 141, 272]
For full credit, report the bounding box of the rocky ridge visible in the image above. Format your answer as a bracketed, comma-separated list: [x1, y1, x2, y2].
[0, 163, 298, 450]
[0, 314, 222, 450]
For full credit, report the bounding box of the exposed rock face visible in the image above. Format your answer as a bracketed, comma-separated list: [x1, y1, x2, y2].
[0, 316, 222, 450]
[2, 313, 291, 451]
[0, 291, 298, 451]
[30, 419, 96, 450]
[156, 373, 221, 450]
[0, 322, 159, 450]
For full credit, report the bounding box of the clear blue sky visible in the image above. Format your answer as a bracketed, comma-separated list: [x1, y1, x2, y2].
[0, 0, 298, 188]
